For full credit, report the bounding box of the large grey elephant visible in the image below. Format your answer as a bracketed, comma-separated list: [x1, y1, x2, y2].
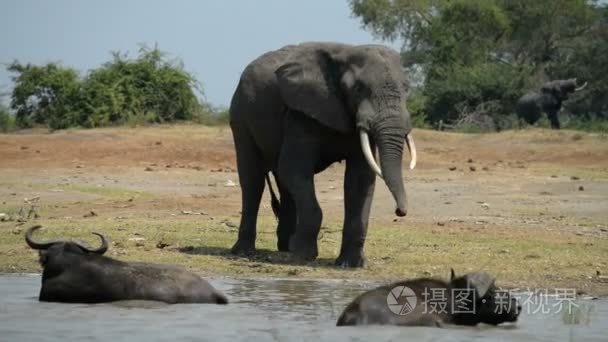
[516, 78, 587, 129]
[228, 42, 417, 267]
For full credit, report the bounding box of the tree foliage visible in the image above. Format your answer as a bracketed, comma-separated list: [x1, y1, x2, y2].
[7, 45, 212, 130]
[80, 46, 202, 127]
[350, 0, 608, 131]
[0, 102, 15, 132]
[8, 62, 82, 129]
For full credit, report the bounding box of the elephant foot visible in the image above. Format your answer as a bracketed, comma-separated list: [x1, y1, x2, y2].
[335, 251, 366, 268]
[288, 233, 318, 261]
[230, 239, 255, 255]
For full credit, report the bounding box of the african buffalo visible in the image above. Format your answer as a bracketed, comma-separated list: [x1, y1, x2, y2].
[336, 269, 520, 327]
[25, 225, 228, 304]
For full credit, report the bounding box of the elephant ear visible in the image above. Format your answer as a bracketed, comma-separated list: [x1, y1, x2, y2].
[275, 49, 353, 134]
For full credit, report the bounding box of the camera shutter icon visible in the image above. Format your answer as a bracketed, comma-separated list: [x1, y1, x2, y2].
[387, 286, 417, 315]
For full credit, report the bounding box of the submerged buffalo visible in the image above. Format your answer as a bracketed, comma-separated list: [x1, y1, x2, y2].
[25, 225, 228, 304]
[337, 270, 520, 327]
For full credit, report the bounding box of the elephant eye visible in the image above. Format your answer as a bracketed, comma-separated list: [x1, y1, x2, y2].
[353, 81, 365, 94]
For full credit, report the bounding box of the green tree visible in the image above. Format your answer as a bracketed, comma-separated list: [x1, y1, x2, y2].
[0, 103, 15, 132]
[8, 61, 82, 129]
[6, 44, 207, 129]
[349, 0, 607, 130]
[544, 4, 608, 124]
[80, 45, 203, 127]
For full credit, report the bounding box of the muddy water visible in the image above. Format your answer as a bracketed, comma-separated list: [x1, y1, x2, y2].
[0, 274, 605, 341]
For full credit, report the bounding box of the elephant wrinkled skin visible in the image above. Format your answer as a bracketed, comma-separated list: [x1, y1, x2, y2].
[228, 42, 416, 267]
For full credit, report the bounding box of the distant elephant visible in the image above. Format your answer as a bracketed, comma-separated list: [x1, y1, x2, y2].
[516, 78, 587, 129]
[228, 42, 417, 267]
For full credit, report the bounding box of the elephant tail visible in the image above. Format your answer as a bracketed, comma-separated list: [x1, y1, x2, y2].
[265, 173, 280, 221]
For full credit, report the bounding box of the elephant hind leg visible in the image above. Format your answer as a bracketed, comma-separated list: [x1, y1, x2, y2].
[230, 123, 266, 255]
[278, 165, 322, 261]
[277, 112, 323, 261]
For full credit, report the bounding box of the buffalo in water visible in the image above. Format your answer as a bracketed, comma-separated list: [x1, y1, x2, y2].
[337, 269, 520, 327]
[25, 225, 228, 304]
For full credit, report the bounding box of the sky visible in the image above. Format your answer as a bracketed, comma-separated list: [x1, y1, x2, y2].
[0, 0, 398, 108]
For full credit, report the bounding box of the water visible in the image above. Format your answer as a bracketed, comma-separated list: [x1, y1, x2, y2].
[0, 274, 605, 341]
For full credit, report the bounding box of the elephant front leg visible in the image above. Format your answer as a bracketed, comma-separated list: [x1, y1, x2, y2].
[336, 156, 376, 267]
[547, 110, 561, 129]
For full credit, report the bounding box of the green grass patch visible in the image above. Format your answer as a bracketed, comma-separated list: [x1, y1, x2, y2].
[2, 215, 605, 295]
[24, 183, 152, 201]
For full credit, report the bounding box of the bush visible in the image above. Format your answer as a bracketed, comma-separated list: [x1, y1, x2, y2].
[8, 61, 82, 130]
[192, 103, 230, 126]
[6, 45, 206, 130]
[406, 89, 431, 129]
[424, 62, 526, 127]
[563, 114, 608, 133]
[0, 105, 16, 132]
[80, 46, 203, 128]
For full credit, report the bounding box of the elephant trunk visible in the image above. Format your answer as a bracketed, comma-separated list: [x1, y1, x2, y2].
[374, 126, 408, 217]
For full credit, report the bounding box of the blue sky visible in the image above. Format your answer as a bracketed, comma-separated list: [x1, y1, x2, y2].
[0, 0, 397, 107]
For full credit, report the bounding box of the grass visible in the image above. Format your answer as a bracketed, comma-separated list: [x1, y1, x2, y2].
[49, 184, 151, 201]
[1, 124, 606, 296]
[9, 182, 153, 201]
[2, 214, 606, 295]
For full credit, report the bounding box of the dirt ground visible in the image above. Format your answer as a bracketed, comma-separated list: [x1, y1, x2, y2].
[1, 125, 607, 295]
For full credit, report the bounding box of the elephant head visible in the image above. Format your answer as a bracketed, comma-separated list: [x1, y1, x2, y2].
[541, 78, 588, 101]
[537, 78, 587, 129]
[275, 43, 416, 216]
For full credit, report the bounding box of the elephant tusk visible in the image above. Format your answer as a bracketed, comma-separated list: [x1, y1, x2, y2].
[406, 134, 417, 170]
[575, 81, 588, 92]
[359, 131, 383, 179]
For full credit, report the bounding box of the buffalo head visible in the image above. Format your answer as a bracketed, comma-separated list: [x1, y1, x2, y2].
[449, 269, 521, 326]
[26, 225, 108, 265]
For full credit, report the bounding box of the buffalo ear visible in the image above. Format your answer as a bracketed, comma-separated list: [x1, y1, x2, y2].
[275, 49, 354, 134]
[450, 268, 456, 281]
[465, 272, 495, 298]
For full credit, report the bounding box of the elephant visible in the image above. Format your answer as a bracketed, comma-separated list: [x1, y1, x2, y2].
[228, 42, 417, 267]
[516, 78, 587, 129]
[336, 269, 521, 327]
